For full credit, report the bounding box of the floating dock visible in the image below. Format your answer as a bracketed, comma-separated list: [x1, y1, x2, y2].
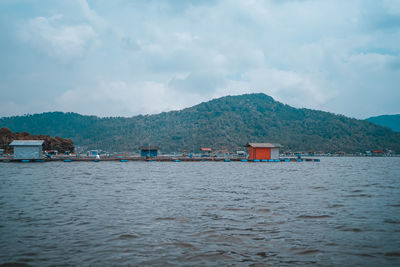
[0, 157, 320, 163]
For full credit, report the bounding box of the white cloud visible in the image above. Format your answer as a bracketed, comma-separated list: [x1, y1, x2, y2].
[217, 68, 335, 110]
[169, 71, 226, 94]
[173, 32, 199, 45]
[77, 0, 106, 30]
[19, 14, 97, 61]
[55, 80, 202, 117]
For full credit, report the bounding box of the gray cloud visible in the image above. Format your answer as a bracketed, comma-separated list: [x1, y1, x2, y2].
[169, 72, 226, 94]
[0, 0, 399, 118]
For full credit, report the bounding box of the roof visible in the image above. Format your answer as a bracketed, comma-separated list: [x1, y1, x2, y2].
[245, 142, 282, 148]
[139, 146, 159, 150]
[9, 140, 44, 146]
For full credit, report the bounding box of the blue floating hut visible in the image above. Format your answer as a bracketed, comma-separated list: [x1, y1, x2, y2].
[139, 146, 159, 157]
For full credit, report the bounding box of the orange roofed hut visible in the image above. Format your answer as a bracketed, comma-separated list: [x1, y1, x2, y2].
[245, 143, 282, 160]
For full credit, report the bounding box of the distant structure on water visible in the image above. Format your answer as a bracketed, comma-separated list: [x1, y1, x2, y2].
[87, 150, 99, 157]
[9, 140, 44, 160]
[246, 143, 282, 160]
[139, 146, 159, 157]
[200, 147, 212, 156]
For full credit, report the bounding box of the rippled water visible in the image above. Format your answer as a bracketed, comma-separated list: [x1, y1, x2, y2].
[1, 157, 400, 266]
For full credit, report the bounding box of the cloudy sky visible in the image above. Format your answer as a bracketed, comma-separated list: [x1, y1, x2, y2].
[0, 0, 399, 119]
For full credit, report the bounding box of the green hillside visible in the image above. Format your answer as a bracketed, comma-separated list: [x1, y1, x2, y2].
[366, 114, 400, 132]
[1, 93, 400, 153]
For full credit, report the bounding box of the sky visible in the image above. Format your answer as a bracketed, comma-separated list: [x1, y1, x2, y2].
[0, 0, 399, 119]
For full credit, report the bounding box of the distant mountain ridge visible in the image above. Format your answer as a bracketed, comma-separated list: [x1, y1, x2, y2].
[1, 93, 400, 153]
[366, 114, 400, 132]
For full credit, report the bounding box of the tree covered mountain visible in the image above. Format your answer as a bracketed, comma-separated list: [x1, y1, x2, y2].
[1, 93, 400, 153]
[366, 114, 400, 132]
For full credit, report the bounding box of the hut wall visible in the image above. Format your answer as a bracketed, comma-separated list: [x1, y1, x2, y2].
[14, 146, 42, 159]
[270, 148, 280, 160]
[140, 149, 158, 157]
[249, 147, 272, 160]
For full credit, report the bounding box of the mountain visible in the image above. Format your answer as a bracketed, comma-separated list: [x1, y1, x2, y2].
[1, 93, 400, 153]
[366, 114, 400, 132]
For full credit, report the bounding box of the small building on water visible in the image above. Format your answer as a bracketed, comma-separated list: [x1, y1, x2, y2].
[139, 146, 159, 157]
[371, 150, 385, 156]
[246, 143, 282, 160]
[87, 150, 99, 157]
[9, 140, 44, 160]
[236, 151, 247, 158]
[200, 147, 212, 157]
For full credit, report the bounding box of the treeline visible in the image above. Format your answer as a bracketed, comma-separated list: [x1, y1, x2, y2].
[0, 127, 74, 153]
[1, 93, 400, 153]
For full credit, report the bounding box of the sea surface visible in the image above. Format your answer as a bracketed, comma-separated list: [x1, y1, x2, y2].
[1, 157, 400, 266]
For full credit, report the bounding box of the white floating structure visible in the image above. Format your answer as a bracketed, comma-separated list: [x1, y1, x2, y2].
[9, 140, 44, 160]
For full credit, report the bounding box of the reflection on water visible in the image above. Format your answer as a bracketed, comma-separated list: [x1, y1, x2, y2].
[1, 157, 400, 266]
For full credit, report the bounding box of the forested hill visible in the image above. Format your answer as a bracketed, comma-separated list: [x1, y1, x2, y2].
[1, 93, 400, 153]
[366, 114, 400, 132]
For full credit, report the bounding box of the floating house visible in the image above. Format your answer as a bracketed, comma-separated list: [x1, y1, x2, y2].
[245, 143, 282, 160]
[201, 147, 212, 156]
[139, 146, 159, 157]
[46, 150, 58, 156]
[9, 140, 44, 160]
[87, 150, 99, 157]
[371, 150, 384, 156]
[236, 151, 246, 156]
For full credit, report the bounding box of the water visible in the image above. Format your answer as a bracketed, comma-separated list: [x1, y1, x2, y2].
[1, 157, 400, 266]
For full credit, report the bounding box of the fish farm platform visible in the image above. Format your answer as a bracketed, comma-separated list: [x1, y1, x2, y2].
[0, 157, 320, 163]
